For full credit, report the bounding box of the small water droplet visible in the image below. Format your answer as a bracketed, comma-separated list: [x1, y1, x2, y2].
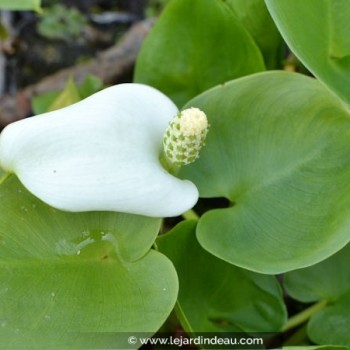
[44, 315, 51, 321]
[76, 237, 94, 251]
[32, 204, 36, 209]
[51, 292, 56, 297]
[102, 232, 116, 244]
[1, 321, 7, 328]
[77, 250, 81, 255]
[162, 288, 167, 291]
[55, 239, 77, 256]
[20, 206, 28, 212]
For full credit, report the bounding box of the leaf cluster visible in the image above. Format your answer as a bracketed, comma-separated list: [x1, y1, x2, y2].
[1, 0, 350, 349]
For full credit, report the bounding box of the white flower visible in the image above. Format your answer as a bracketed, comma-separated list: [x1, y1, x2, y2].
[0, 84, 199, 217]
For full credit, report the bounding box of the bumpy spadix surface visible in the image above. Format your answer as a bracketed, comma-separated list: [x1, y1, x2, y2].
[0, 84, 199, 217]
[163, 108, 208, 166]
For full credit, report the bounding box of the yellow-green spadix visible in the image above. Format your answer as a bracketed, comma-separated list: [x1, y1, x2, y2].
[0, 84, 199, 217]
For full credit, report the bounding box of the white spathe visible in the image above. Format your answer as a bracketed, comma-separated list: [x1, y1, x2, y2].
[0, 84, 199, 217]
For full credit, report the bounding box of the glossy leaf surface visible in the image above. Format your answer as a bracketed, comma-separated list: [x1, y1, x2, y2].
[266, 0, 350, 105]
[180, 71, 350, 273]
[226, 0, 284, 68]
[0, 175, 177, 348]
[134, 0, 265, 107]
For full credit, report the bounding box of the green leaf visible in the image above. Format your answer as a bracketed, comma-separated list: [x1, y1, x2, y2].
[0, 0, 41, 11]
[32, 75, 103, 115]
[225, 0, 285, 69]
[283, 243, 350, 346]
[32, 91, 60, 115]
[284, 243, 350, 303]
[157, 221, 286, 336]
[47, 77, 81, 112]
[37, 4, 87, 42]
[0, 175, 177, 348]
[180, 71, 350, 274]
[0, 174, 161, 264]
[78, 75, 103, 100]
[265, 0, 350, 106]
[308, 292, 350, 346]
[134, 0, 265, 107]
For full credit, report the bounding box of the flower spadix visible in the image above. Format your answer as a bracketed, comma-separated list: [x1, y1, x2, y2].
[162, 107, 208, 168]
[0, 84, 199, 217]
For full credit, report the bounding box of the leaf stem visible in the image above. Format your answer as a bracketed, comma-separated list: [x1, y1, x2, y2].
[282, 299, 328, 332]
[283, 324, 308, 346]
[182, 209, 199, 220]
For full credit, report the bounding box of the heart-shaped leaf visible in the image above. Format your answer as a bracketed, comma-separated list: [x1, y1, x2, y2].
[180, 71, 350, 273]
[157, 220, 286, 337]
[134, 0, 265, 107]
[265, 0, 350, 106]
[0, 175, 178, 348]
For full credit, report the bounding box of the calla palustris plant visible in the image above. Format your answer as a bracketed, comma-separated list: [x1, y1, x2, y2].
[3, 0, 350, 348]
